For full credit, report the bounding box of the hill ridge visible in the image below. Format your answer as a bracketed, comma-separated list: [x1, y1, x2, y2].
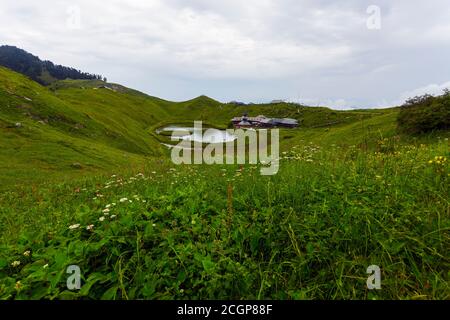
[0, 59, 406, 187]
[0, 45, 104, 85]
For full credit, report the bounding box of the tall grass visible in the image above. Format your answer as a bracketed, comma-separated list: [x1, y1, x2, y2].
[0, 137, 448, 299]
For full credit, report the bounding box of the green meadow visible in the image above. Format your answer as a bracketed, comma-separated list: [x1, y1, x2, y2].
[0, 66, 448, 299]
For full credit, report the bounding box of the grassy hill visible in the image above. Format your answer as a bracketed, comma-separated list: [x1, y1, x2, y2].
[0, 67, 158, 187]
[0, 66, 398, 187]
[0, 65, 448, 300]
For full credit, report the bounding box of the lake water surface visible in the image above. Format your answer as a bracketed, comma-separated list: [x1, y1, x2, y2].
[157, 126, 237, 144]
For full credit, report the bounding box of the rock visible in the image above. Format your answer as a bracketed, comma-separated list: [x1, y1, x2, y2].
[70, 163, 83, 169]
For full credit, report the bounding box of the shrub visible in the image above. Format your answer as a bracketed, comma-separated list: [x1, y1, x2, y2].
[397, 90, 450, 134]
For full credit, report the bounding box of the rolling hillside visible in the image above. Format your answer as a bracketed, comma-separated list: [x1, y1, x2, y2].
[0, 65, 403, 187]
[0, 61, 448, 300]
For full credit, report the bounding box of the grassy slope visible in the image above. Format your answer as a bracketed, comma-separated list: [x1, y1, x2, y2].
[0, 67, 448, 300]
[0, 136, 448, 300]
[0, 69, 170, 187]
[0, 66, 396, 187]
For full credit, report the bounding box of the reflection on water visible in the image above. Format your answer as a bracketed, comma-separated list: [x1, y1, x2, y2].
[158, 126, 237, 144]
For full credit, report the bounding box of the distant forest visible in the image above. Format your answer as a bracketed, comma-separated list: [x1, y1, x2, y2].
[0, 45, 104, 85]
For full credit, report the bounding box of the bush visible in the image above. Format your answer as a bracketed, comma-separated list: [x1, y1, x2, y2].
[397, 90, 450, 134]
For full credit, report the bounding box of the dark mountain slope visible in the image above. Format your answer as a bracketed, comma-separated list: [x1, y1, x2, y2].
[0, 45, 103, 85]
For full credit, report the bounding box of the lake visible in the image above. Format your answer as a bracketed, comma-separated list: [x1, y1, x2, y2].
[157, 126, 237, 144]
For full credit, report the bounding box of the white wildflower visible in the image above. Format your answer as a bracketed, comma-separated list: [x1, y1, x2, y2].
[69, 224, 80, 230]
[11, 261, 21, 267]
[23, 251, 31, 257]
[99, 216, 105, 222]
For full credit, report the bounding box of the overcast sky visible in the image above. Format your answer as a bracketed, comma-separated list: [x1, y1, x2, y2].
[1, 0, 449, 109]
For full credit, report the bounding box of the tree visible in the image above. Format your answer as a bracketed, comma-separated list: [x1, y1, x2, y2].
[0, 45, 105, 85]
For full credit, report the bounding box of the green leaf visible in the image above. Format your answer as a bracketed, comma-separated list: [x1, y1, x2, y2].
[79, 272, 109, 296]
[101, 285, 118, 300]
[201, 256, 216, 274]
[0, 258, 7, 269]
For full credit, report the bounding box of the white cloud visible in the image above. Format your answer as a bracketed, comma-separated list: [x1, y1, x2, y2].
[395, 81, 450, 105]
[0, 0, 449, 108]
